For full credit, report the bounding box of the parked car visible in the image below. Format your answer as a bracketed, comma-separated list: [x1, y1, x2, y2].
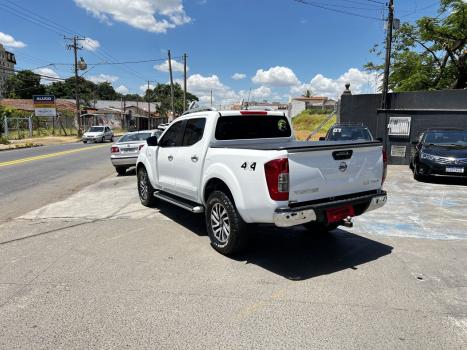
[82, 126, 114, 143]
[320, 124, 374, 142]
[111, 130, 162, 175]
[410, 128, 467, 180]
[136, 108, 387, 255]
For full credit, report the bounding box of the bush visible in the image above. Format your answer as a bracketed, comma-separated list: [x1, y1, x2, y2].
[0, 136, 11, 145]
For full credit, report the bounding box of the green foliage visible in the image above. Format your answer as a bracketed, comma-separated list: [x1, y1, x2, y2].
[365, 0, 467, 91]
[0, 136, 10, 145]
[4, 70, 45, 98]
[144, 83, 199, 116]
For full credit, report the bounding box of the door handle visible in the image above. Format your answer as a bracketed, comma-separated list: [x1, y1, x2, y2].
[168, 155, 173, 161]
[191, 155, 199, 162]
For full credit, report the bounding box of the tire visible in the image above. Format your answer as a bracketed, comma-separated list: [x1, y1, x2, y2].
[205, 190, 247, 255]
[116, 166, 127, 176]
[137, 166, 157, 207]
[83, 141, 87, 144]
[303, 222, 339, 234]
[413, 165, 424, 181]
[101, 136, 105, 143]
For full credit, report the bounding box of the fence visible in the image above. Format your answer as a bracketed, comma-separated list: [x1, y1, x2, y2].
[339, 89, 467, 165]
[1, 113, 77, 139]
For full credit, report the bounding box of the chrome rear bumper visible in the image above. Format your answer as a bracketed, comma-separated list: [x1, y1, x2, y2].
[273, 191, 387, 228]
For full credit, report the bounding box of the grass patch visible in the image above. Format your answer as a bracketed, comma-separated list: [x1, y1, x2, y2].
[292, 110, 336, 140]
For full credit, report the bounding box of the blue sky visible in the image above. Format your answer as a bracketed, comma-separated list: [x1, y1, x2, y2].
[0, 0, 439, 105]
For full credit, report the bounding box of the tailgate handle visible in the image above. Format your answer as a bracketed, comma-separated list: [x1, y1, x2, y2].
[332, 150, 353, 160]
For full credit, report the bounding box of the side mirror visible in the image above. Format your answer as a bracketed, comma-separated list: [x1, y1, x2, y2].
[376, 137, 383, 142]
[319, 137, 326, 141]
[411, 140, 418, 145]
[146, 136, 158, 147]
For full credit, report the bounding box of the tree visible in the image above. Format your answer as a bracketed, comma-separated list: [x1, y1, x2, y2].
[365, 0, 467, 91]
[4, 70, 45, 98]
[144, 83, 198, 116]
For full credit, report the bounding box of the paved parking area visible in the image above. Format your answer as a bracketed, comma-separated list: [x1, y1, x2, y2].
[0, 166, 466, 349]
[350, 165, 467, 240]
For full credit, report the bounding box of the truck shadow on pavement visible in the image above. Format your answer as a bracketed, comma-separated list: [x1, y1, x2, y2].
[156, 203, 393, 281]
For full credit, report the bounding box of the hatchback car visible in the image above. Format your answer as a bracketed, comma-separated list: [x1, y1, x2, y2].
[110, 130, 162, 175]
[82, 126, 114, 143]
[320, 124, 374, 142]
[410, 128, 467, 180]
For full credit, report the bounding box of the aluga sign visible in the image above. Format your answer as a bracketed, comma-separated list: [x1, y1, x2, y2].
[33, 95, 56, 117]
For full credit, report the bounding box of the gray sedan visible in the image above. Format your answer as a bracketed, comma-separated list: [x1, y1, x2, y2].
[110, 130, 162, 175]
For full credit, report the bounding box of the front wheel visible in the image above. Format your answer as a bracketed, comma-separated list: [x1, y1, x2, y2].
[137, 166, 157, 207]
[205, 191, 247, 255]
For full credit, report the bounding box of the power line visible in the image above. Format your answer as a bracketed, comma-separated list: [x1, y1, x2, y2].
[293, 0, 384, 21]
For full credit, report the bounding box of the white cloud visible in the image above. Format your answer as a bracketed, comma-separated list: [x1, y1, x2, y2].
[139, 83, 155, 95]
[232, 73, 246, 80]
[0, 32, 26, 49]
[88, 73, 119, 83]
[239, 86, 272, 100]
[154, 59, 187, 73]
[292, 68, 380, 98]
[74, 0, 191, 33]
[33, 67, 60, 85]
[81, 37, 100, 51]
[252, 66, 300, 86]
[180, 74, 239, 105]
[115, 85, 129, 94]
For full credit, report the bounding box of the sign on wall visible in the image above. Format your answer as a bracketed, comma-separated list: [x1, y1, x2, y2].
[33, 95, 56, 117]
[388, 116, 411, 137]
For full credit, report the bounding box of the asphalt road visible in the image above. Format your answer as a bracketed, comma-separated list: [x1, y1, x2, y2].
[0, 142, 116, 222]
[0, 166, 466, 349]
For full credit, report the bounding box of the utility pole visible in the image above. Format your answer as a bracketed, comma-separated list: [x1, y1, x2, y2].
[183, 53, 187, 112]
[381, 0, 394, 110]
[147, 80, 151, 123]
[65, 35, 86, 135]
[168, 50, 175, 120]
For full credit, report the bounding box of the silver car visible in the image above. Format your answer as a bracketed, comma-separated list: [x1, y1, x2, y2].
[110, 130, 162, 175]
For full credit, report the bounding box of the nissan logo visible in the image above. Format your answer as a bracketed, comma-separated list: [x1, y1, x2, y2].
[339, 162, 348, 172]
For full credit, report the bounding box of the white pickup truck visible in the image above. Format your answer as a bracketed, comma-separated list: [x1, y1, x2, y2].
[136, 108, 387, 255]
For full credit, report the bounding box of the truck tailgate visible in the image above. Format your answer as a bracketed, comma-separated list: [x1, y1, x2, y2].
[287, 144, 383, 204]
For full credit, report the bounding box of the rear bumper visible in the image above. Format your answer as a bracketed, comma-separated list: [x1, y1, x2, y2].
[273, 191, 387, 228]
[111, 156, 138, 167]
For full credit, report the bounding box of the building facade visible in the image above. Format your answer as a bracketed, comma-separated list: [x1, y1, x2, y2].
[0, 44, 16, 97]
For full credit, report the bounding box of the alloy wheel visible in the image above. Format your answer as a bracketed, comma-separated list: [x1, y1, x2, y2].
[210, 203, 230, 244]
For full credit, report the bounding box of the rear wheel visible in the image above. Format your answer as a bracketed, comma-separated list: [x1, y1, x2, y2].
[137, 166, 157, 207]
[83, 141, 87, 144]
[205, 191, 247, 255]
[303, 222, 339, 234]
[116, 166, 127, 176]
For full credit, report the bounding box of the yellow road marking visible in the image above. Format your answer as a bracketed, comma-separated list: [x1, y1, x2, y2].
[0, 144, 109, 168]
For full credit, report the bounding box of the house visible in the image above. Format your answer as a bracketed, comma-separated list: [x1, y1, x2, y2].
[291, 96, 337, 110]
[0, 98, 76, 114]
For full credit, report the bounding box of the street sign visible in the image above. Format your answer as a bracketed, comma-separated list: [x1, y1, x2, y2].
[33, 95, 56, 117]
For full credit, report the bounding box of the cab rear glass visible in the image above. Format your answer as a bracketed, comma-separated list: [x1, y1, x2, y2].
[215, 115, 291, 140]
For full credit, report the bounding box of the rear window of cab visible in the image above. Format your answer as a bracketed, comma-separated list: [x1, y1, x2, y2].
[215, 115, 291, 140]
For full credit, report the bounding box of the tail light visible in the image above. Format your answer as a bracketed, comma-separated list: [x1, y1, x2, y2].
[139, 144, 145, 151]
[111, 146, 119, 153]
[382, 149, 388, 185]
[264, 158, 289, 201]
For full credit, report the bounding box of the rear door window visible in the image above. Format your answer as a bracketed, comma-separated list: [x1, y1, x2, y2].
[215, 115, 291, 140]
[182, 118, 206, 146]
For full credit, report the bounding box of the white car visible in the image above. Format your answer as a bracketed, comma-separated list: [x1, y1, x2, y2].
[110, 130, 162, 175]
[82, 126, 114, 143]
[136, 108, 387, 255]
